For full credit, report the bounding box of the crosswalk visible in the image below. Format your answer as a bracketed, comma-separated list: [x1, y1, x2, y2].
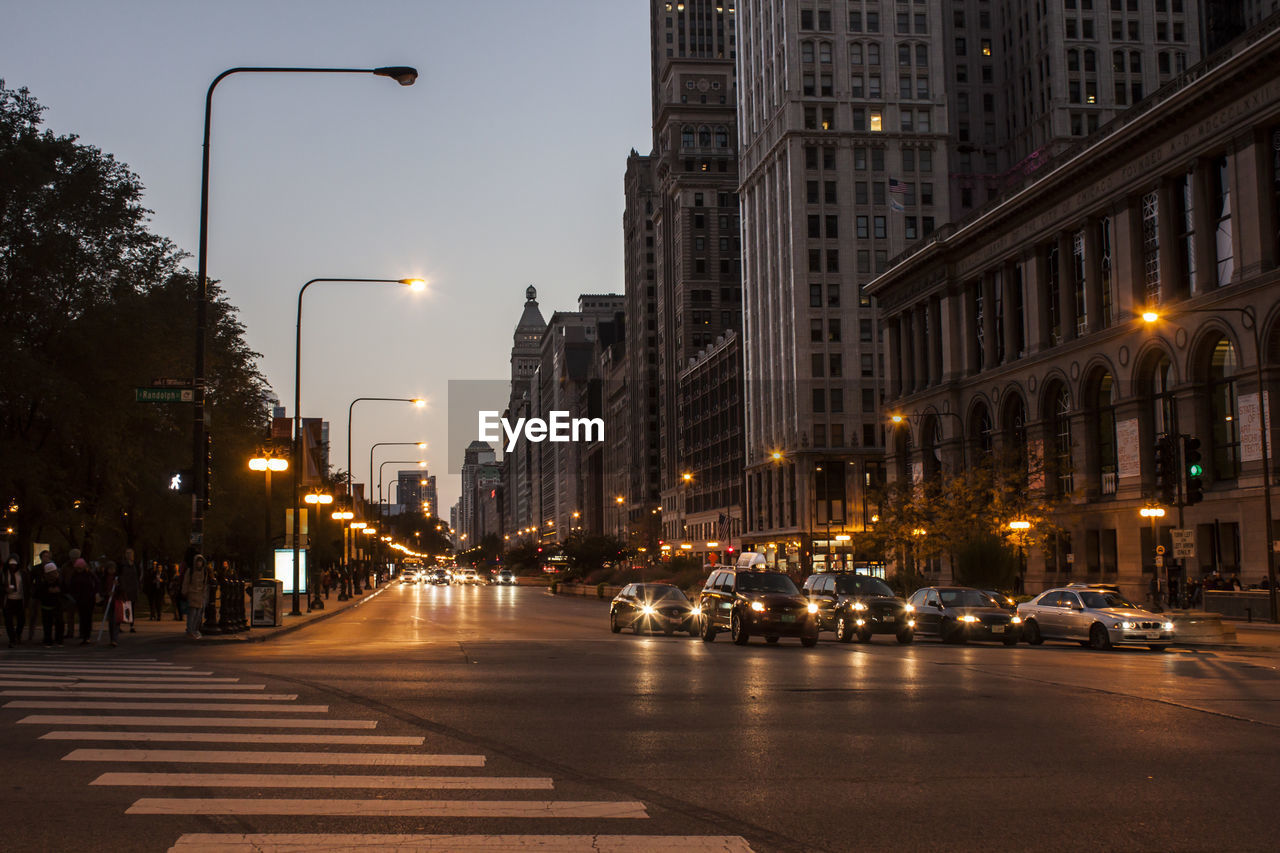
[0, 655, 754, 852]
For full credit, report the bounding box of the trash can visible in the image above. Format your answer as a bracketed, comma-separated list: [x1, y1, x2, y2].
[250, 578, 284, 628]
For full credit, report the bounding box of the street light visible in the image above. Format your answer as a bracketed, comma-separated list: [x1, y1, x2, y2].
[248, 455, 288, 578]
[349, 396, 426, 506]
[292, 279, 426, 616]
[1143, 307, 1276, 620]
[1007, 520, 1033, 590]
[191, 64, 417, 551]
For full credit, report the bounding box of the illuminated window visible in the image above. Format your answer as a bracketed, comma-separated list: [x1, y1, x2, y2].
[869, 110, 882, 132]
[981, 39, 992, 57]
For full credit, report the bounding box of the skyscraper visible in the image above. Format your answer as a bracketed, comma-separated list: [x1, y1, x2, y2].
[502, 286, 545, 539]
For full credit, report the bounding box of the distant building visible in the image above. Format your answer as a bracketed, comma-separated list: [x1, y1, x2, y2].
[460, 440, 495, 543]
[502, 286, 546, 540]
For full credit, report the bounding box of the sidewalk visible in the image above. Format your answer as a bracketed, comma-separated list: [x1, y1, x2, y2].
[117, 580, 391, 646]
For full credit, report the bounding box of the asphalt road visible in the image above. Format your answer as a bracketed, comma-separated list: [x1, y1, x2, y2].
[2, 581, 1278, 852]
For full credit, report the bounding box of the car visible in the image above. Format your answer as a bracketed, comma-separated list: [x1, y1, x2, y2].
[982, 590, 1019, 612]
[803, 572, 914, 643]
[610, 583, 700, 636]
[399, 570, 418, 585]
[461, 568, 480, 584]
[699, 567, 819, 646]
[907, 587, 1022, 645]
[428, 568, 450, 585]
[1018, 587, 1174, 651]
[494, 569, 516, 586]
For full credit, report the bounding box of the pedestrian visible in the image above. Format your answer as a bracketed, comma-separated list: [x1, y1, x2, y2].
[101, 562, 122, 647]
[68, 558, 99, 645]
[61, 548, 80, 638]
[4, 555, 30, 647]
[34, 559, 64, 647]
[117, 548, 139, 633]
[322, 568, 331, 600]
[24, 555, 41, 642]
[181, 554, 209, 639]
[168, 564, 184, 621]
[144, 561, 164, 620]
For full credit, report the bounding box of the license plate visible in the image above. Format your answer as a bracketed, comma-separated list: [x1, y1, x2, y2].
[1146, 633, 1161, 639]
[990, 625, 1005, 633]
[780, 614, 796, 623]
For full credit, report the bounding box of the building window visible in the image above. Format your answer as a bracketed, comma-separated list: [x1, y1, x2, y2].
[1212, 156, 1234, 286]
[810, 283, 823, 307]
[810, 319, 823, 342]
[1098, 216, 1114, 328]
[1208, 337, 1240, 481]
[873, 216, 887, 239]
[870, 110, 883, 132]
[861, 353, 874, 376]
[1142, 190, 1160, 304]
[1073, 231, 1087, 335]
[856, 215, 869, 238]
[1175, 171, 1196, 295]
[1092, 373, 1118, 496]
[1052, 385, 1074, 496]
[1046, 243, 1062, 344]
[830, 353, 843, 376]
[828, 319, 841, 342]
[813, 388, 826, 413]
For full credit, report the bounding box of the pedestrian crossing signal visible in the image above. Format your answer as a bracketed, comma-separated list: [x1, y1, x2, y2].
[1183, 436, 1204, 505]
[168, 469, 196, 494]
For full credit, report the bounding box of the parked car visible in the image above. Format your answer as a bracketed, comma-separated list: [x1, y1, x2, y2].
[699, 567, 819, 647]
[1018, 587, 1174, 650]
[803, 572, 914, 643]
[610, 583, 700, 636]
[907, 587, 1021, 645]
[495, 569, 516, 586]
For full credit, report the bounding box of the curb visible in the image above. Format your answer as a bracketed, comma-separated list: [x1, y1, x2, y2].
[146, 583, 391, 646]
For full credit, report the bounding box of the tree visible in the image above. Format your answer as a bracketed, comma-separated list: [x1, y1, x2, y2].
[0, 82, 272, 566]
[561, 533, 627, 578]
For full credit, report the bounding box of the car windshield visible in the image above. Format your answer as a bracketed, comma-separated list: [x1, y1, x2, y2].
[736, 573, 800, 594]
[641, 586, 688, 603]
[938, 589, 998, 608]
[859, 577, 895, 597]
[1079, 591, 1138, 609]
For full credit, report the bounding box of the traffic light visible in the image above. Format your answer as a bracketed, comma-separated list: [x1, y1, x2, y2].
[167, 469, 196, 494]
[1183, 435, 1204, 505]
[1154, 435, 1176, 506]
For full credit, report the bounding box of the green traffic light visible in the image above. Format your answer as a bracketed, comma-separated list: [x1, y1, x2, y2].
[1189, 464, 1203, 477]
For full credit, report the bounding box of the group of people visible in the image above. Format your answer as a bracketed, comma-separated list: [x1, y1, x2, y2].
[2, 549, 215, 647]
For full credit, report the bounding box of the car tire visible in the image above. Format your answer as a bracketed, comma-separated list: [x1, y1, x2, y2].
[896, 629, 914, 644]
[1002, 635, 1018, 646]
[765, 636, 779, 644]
[609, 611, 621, 634]
[1023, 619, 1044, 645]
[1089, 623, 1112, 651]
[731, 611, 750, 645]
[836, 615, 854, 643]
[942, 621, 966, 644]
[801, 633, 818, 648]
[856, 630, 873, 643]
[700, 613, 716, 643]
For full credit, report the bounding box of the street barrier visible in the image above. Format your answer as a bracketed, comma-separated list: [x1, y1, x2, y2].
[1203, 590, 1274, 622]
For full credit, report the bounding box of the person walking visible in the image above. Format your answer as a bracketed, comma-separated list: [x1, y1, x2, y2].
[168, 564, 184, 621]
[68, 558, 99, 645]
[60, 548, 80, 639]
[34, 558, 64, 647]
[4, 555, 29, 647]
[100, 562, 121, 647]
[144, 562, 164, 621]
[181, 554, 209, 639]
[117, 548, 139, 633]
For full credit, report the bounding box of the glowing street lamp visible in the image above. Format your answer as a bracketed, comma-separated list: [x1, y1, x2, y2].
[248, 455, 288, 573]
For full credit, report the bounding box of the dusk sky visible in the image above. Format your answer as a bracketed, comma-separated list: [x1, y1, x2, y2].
[2, 0, 652, 514]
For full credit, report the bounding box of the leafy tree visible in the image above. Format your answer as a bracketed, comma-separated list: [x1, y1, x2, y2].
[561, 533, 627, 578]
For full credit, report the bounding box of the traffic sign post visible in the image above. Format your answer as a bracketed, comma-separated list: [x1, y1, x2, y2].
[1171, 528, 1196, 560]
[136, 387, 194, 403]
[150, 378, 196, 388]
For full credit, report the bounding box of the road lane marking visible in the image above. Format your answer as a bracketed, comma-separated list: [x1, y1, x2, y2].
[93, 772, 550, 789]
[129, 799, 649, 818]
[64, 749, 483, 766]
[167, 835, 754, 852]
[4, 701, 327, 712]
[3, 691, 296, 700]
[18, 716, 375, 728]
[0, 667, 211, 675]
[0, 681, 263, 689]
[0, 663, 192, 670]
[43, 732, 424, 745]
[0, 675, 242, 683]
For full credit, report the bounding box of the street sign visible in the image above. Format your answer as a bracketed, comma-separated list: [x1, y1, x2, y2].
[1155, 555, 1164, 567]
[151, 377, 195, 388]
[136, 387, 193, 403]
[1171, 528, 1196, 559]
[1155, 545, 1165, 555]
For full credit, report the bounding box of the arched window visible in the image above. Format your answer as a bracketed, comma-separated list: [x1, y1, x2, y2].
[970, 402, 993, 460]
[698, 126, 711, 147]
[921, 416, 942, 482]
[681, 126, 695, 148]
[1048, 383, 1074, 495]
[1091, 372, 1118, 495]
[850, 42, 864, 65]
[819, 41, 832, 64]
[802, 40, 815, 63]
[1145, 352, 1175, 437]
[1002, 394, 1028, 469]
[1208, 336, 1240, 480]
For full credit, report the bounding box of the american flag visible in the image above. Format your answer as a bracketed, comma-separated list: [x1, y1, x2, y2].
[889, 177, 908, 194]
[717, 513, 730, 541]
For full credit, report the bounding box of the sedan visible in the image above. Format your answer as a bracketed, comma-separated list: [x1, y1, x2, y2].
[610, 583, 700, 636]
[400, 571, 418, 585]
[1018, 588, 1174, 650]
[494, 569, 516, 586]
[803, 572, 914, 644]
[907, 587, 1021, 645]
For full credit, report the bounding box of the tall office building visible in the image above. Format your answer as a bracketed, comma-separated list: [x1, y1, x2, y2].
[460, 440, 495, 543]
[736, 0, 950, 572]
[502, 286, 545, 539]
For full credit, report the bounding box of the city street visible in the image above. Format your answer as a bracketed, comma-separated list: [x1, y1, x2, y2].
[1, 583, 1278, 852]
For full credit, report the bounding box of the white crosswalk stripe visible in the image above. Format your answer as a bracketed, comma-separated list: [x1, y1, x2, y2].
[64, 749, 484, 766]
[3, 691, 296, 700]
[0, 680, 264, 688]
[5, 700, 327, 712]
[168, 836, 755, 853]
[18, 715, 376, 728]
[41, 731, 424, 745]
[93, 772, 552, 790]
[128, 798, 650, 818]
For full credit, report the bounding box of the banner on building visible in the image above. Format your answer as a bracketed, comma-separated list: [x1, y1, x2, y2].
[1116, 418, 1141, 479]
[1238, 391, 1272, 463]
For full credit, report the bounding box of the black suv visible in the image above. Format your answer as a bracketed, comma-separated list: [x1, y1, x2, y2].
[802, 572, 914, 644]
[699, 568, 819, 646]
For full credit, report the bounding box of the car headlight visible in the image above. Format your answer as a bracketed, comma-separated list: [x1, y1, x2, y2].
[691, 606, 702, 616]
[960, 614, 978, 623]
[904, 603, 914, 613]
[1010, 615, 1022, 624]
[1163, 621, 1174, 631]
[1117, 621, 1132, 630]
[750, 601, 766, 612]
[855, 618, 865, 626]
[807, 602, 819, 614]
[907, 619, 915, 627]
[852, 601, 867, 611]
[640, 605, 656, 616]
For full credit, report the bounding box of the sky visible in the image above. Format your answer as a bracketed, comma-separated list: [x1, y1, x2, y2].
[2, 0, 653, 517]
